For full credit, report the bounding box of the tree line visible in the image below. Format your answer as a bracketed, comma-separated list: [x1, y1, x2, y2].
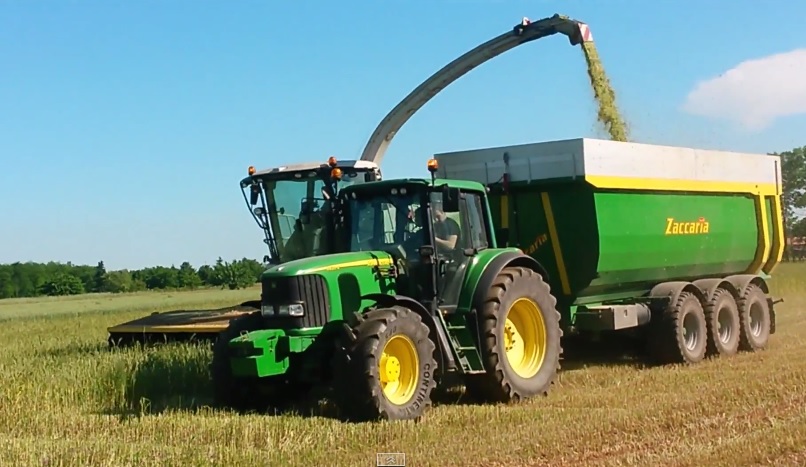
[0, 258, 265, 299]
[779, 146, 806, 239]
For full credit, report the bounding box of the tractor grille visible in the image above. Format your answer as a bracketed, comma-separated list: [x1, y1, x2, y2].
[261, 274, 330, 329]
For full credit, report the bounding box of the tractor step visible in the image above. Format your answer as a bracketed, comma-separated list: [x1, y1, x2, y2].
[439, 314, 484, 373]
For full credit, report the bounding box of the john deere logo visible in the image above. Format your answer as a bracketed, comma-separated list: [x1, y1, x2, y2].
[665, 217, 709, 235]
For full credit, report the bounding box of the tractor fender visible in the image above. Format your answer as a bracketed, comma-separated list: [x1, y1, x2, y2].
[360, 293, 457, 373]
[470, 251, 550, 314]
[648, 281, 707, 310]
[691, 278, 741, 302]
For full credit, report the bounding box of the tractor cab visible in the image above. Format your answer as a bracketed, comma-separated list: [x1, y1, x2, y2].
[337, 159, 494, 311]
[240, 158, 381, 264]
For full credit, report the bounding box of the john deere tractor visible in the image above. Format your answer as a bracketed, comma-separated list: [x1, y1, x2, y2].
[212, 159, 562, 421]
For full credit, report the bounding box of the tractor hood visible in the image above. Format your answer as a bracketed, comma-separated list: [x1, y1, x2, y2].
[260, 251, 395, 278]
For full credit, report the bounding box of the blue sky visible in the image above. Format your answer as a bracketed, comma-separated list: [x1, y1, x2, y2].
[2, 0, 804, 270]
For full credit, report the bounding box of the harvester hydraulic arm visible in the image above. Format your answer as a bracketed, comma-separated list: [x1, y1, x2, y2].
[359, 14, 592, 166]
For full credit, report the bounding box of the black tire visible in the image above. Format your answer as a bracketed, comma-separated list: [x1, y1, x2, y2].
[737, 283, 771, 352]
[463, 266, 562, 403]
[704, 287, 741, 357]
[210, 311, 264, 411]
[331, 306, 437, 422]
[647, 290, 707, 364]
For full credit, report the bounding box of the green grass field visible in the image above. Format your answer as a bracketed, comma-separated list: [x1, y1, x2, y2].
[1, 265, 804, 466]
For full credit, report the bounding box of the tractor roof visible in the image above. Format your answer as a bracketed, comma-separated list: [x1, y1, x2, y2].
[341, 177, 486, 195]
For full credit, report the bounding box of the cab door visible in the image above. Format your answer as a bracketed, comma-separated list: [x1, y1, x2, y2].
[434, 190, 490, 310]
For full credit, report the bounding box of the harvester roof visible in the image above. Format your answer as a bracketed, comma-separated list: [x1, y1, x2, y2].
[240, 159, 380, 186]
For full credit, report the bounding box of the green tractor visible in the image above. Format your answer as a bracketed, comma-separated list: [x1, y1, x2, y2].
[212, 159, 562, 421]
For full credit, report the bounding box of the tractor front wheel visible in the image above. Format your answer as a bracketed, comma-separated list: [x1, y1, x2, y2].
[331, 306, 438, 422]
[464, 266, 562, 403]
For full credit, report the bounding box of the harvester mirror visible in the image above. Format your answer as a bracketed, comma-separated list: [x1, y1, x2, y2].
[441, 186, 461, 213]
[250, 184, 260, 205]
[253, 207, 265, 217]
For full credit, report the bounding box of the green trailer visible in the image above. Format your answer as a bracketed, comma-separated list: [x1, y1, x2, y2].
[212, 138, 784, 422]
[435, 138, 784, 346]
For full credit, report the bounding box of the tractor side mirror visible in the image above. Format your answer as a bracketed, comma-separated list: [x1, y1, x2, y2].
[418, 245, 435, 265]
[250, 184, 260, 205]
[441, 185, 461, 213]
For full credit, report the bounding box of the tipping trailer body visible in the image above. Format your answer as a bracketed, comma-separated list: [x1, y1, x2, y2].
[434, 138, 784, 327]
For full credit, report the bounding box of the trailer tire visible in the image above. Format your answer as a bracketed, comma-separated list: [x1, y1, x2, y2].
[464, 266, 562, 403]
[648, 291, 707, 365]
[737, 283, 771, 352]
[704, 287, 741, 357]
[331, 306, 437, 422]
[210, 311, 264, 412]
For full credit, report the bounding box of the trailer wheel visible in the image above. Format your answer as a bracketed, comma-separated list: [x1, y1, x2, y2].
[704, 287, 741, 357]
[737, 283, 771, 352]
[648, 291, 707, 364]
[331, 306, 437, 422]
[210, 311, 264, 412]
[464, 266, 562, 403]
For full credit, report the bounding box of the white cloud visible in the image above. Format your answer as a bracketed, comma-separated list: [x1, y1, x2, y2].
[681, 48, 806, 131]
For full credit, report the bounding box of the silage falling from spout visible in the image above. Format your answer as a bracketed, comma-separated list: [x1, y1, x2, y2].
[580, 41, 629, 142]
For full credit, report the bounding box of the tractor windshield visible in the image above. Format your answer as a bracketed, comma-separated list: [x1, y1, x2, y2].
[243, 167, 374, 264]
[344, 188, 424, 258]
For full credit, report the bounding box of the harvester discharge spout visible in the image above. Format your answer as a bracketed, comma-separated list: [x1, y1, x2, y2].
[359, 13, 593, 167]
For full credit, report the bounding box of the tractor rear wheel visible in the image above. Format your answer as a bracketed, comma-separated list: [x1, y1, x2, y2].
[331, 306, 437, 422]
[647, 290, 708, 364]
[737, 283, 771, 352]
[210, 311, 264, 412]
[464, 266, 562, 403]
[704, 287, 740, 357]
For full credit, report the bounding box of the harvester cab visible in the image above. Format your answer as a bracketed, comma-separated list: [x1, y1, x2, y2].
[106, 158, 381, 347]
[240, 158, 382, 264]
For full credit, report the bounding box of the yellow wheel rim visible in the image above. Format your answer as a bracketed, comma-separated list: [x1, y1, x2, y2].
[379, 334, 420, 405]
[503, 297, 547, 379]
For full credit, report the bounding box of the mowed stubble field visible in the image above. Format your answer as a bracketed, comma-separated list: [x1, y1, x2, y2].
[0, 265, 805, 467]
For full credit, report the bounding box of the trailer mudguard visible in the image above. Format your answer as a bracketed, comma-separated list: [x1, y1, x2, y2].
[647, 281, 707, 310]
[692, 278, 741, 302]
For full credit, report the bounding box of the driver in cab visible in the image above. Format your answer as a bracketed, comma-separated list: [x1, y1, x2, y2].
[405, 200, 460, 255]
[430, 199, 460, 253]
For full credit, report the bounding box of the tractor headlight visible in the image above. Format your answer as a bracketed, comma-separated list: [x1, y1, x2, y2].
[262, 303, 305, 317]
[279, 303, 305, 317]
